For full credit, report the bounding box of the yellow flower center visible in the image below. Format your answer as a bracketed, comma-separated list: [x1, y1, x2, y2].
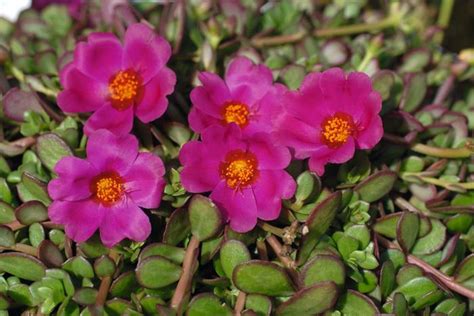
[219, 150, 259, 189]
[91, 171, 124, 205]
[321, 112, 355, 148]
[108, 69, 142, 110]
[222, 102, 250, 127]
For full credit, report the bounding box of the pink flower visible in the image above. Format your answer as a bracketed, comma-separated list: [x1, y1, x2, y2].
[58, 23, 176, 136]
[47, 130, 165, 247]
[179, 125, 295, 232]
[275, 68, 383, 176]
[189, 56, 285, 137]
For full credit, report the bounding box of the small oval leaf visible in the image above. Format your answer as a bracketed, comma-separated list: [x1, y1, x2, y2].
[233, 260, 294, 297]
[136, 255, 182, 289]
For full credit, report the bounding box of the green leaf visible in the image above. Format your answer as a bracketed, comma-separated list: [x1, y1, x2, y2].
[373, 213, 401, 239]
[396, 212, 419, 252]
[136, 255, 182, 289]
[189, 195, 224, 241]
[8, 283, 39, 306]
[29, 222, 45, 247]
[62, 256, 95, 279]
[354, 170, 397, 203]
[245, 294, 272, 316]
[220, 240, 251, 279]
[163, 208, 191, 246]
[297, 191, 341, 265]
[186, 293, 233, 316]
[18, 172, 51, 205]
[295, 171, 317, 203]
[392, 292, 408, 316]
[36, 133, 73, 172]
[72, 288, 98, 306]
[434, 298, 466, 316]
[0, 201, 15, 224]
[0, 253, 46, 281]
[411, 219, 446, 255]
[279, 65, 305, 90]
[0, 225, 15, 247]
[140, 243, 185, 265]
[15, 201, 49, 225]
[336, 290, 379, 316]
[400, 72, 427, 112]
[109, 272, 138, 298]
[300, 255, 345, 288]
[38, 240, 65, 268]
[454, 254, 474, 283]
[94, 255, 116, 278]
[393, 276, 437, 305]
[380, 260, 395, 299]
[276, 282, 338, 316]
[233, 260, 294, 297]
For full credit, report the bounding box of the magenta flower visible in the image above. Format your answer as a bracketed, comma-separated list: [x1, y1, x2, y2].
[275, 68, 383, 176]
[47, 130, 165, 247]
[189, 57, 285, 137]
[58, 23, 176, 136]
[179, 125, 295, 232]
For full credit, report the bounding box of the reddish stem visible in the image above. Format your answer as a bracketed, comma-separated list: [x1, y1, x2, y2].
[95, 250, 120, 306]
[377, 235, 474, 300]
[234, 291, 246, 316]
[170, 235, 200, 312]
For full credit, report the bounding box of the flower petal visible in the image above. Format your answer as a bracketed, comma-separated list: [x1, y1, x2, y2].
[86, 129, 138, 172]
[225, 57, 273, 102]
[210, 181, 257, 233]
[74, 36, 122, 83]
[135, 67, 176, 123]
[48, 157, 97, 201]
[58, 64, 107, 113]
[99, 199, 151, 247]
[124, 152, 166, 208]
[49, 199, 104, 243]
[188, 106, 221, 134]
[253, 170, 295, 221]
[356, 114, 383, 149]
[83, 103, 134, 136]
[274, 114, 320, 158]
[328, 137, 356, 164]
[247, 133, 291, 170]
[179, 141, 221, 192]
[319, 68, 346, 97]
[191, 72, 232, 117]
[123, 23, 172, 83]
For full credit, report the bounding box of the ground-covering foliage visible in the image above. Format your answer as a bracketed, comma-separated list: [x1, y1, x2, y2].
[0, 0, 473, 315]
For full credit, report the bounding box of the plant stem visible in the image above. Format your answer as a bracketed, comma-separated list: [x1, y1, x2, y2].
[418, 176, 474, 191]
[266, 235, 299, 289]
[258, 222, 286, 238]
[377, 235, 474, 300]
[171, 235, 200, 312]
[5, 220, 26, 231]
[410, 143, 473, 159]
[234, 291, 246, 316]
[251, 15, 398, 48]
[95, 249, 120, 306]
[0, 244, 38, 257]
[314, 16, 398, 38]
[437, 0, 455, 28]
[251, 31, 306, 48]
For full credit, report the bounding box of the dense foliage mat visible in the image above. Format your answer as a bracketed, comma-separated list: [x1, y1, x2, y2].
[0, 0, 473, 315]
